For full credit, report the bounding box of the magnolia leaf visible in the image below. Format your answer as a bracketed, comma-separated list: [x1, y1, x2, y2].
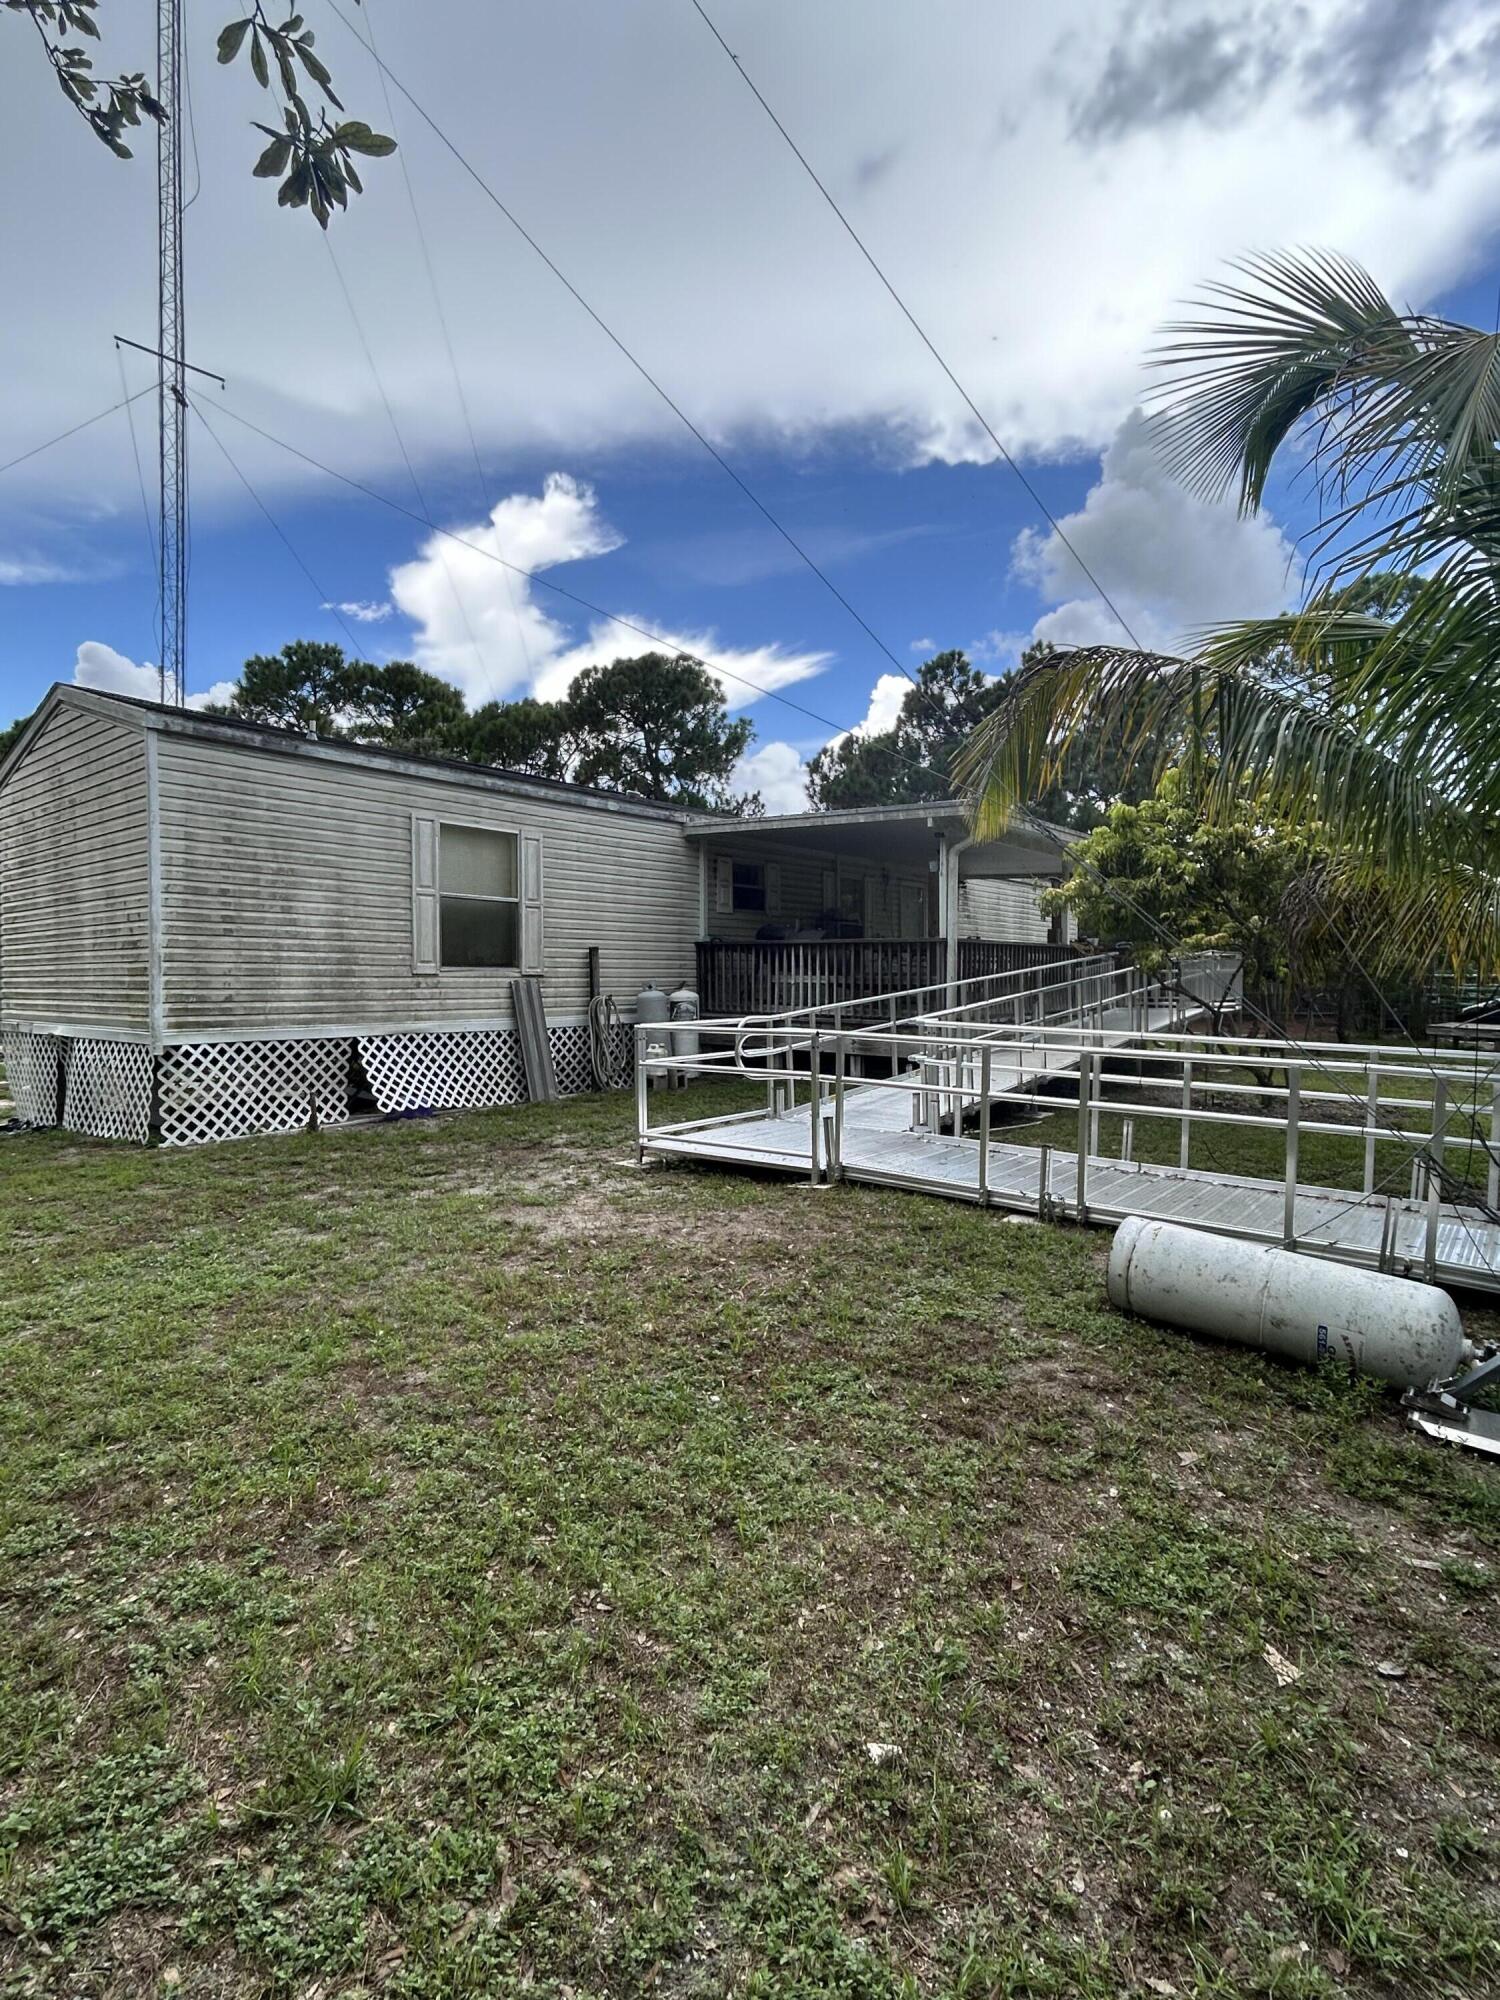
[340, 124, 395, 157]
[216, 17, 250, 64]
[253, 134, 293, 178]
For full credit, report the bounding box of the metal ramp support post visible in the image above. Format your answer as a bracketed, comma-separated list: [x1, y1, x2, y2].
[1363, 1065, 1379, 1194]
[977, 1044, 991, 1202]
[832, 1036, 847, 1181]
[1075, 1048, 1093, 1223]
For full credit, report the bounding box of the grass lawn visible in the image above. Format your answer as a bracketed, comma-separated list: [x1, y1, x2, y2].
[2, 1083, 1499, 1999]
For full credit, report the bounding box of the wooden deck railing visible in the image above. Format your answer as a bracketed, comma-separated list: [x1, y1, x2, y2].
[695, 937, 1081, 1017]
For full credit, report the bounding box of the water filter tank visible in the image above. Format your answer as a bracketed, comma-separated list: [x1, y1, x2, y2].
[1107, 1216, 1472, 1389]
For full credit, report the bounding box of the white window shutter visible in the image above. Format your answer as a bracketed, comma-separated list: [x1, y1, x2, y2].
[412, 813, 439, 973]
[520, 831, 544, 973]
[715, 855, 734, 915]
[765, 862, 782, 915]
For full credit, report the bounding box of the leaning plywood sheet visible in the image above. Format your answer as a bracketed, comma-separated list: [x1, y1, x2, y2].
[511, 976, 558, 1103]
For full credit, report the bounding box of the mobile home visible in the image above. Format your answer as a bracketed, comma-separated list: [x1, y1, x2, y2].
[0, 685, 1073, 1143]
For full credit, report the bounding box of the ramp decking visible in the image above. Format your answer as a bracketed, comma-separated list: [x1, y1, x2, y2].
[642, 1082, 1500, 1291]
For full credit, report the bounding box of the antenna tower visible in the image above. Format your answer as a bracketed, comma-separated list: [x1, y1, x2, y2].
[156, 0, 186, 706]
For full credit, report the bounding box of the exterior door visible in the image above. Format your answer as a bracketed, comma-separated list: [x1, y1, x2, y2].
[898, 880, 923, 938]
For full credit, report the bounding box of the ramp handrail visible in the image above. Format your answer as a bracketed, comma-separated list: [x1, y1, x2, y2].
[637, 1005, 1500, 1282]
[727, 951, 1123, 1067]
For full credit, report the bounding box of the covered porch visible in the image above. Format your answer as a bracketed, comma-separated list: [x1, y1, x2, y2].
[688, 801, 1077, 1016]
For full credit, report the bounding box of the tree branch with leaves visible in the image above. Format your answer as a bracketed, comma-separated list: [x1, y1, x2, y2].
[10, 0, 393, 222]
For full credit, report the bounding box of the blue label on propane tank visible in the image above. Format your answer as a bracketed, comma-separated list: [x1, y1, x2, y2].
[1317, 1323, 1330, 1358]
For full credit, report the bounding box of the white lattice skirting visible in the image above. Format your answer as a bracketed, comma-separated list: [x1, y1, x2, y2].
[63, 1038, 154, 1143]
[358, 1029, 528, 1112]
[158, 1038, 355, 1147]
[550, 1022, 633, 1098]
[2, 1031, 63, 1126]
[3, 1020, 634, 1146]
[358, 1024, 627, 1112]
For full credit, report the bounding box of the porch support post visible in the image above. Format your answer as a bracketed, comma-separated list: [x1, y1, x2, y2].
[941, 834, 970, 1011]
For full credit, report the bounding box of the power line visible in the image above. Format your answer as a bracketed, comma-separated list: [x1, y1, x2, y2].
[322, 0, 921, 691]
[189, 389, 866, 738]
[686, 0, 1143, 652]
[321, 232, 493, 691]
[116, 345, 161, 648]
[191, 401, 371, 658]
[0, 390, 155, 479]
[361, 0, 535, 681]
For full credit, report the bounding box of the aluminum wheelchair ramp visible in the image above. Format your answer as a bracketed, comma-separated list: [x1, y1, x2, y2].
[641, 1099, 1500, 1292]
[636, 953, 1500, 1294]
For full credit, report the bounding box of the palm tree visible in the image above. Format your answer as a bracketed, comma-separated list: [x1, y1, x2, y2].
[957, 249, 1500, 975]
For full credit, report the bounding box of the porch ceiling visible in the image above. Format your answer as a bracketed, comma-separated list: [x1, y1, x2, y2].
[686, 802, 1072, 877]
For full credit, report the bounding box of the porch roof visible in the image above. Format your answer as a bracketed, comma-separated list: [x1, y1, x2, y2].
[685, 799, 1075, 876]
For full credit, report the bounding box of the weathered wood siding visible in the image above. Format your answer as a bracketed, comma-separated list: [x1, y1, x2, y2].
[154, 731, 700, 1034]
[0, 702, 150, 1032]
[700, 835, 932, 941]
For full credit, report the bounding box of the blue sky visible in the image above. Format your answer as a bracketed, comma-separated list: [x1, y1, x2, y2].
[4, 0, 1499, 806]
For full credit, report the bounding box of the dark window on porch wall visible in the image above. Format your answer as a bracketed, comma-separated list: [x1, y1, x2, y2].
[732, 861, 766, 912]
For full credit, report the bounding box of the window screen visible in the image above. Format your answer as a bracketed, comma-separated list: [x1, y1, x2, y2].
[440, 823, 518, 899]
[438, 824, 520, 968]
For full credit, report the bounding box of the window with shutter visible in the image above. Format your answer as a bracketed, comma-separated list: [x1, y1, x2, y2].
[413, 817, 528, 971]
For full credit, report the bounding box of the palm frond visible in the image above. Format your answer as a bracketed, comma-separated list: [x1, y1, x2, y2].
[1150, 248, 1500, 531]
[962, 250, 1500, 977]
[958, 634, 1500, 898]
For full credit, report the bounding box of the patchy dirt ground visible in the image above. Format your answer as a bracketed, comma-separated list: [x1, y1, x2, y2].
[2, 1082, 1498, 1999]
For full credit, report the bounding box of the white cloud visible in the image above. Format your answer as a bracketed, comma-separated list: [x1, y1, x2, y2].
[970, 629, 1033, 670]
[5, 0, 1497, 530]
[535, 625, 829, 712]
[1012, 409, 1300, 653]
[800, 667, 912, 776]
[324, 599, 393, 624]
[733, 740, 812, 814]
[0, 556, 79, 586]
[388, 472, 831, 712]
[855, 672, 910, 738]
[71, 641, 237, 712]
[908, 635, 935, 654]
[387, 473, 622, 704]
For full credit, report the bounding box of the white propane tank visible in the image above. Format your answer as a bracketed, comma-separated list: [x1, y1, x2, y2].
[1107, 1217, 1473, 1389]
[669, 982, 700, 1060]
[636, 982, 671, 1064]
